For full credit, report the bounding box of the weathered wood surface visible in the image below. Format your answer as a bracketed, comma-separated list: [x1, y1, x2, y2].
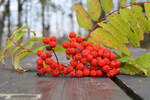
[117, 75, 150, 100]
[0, 53, 131, 100]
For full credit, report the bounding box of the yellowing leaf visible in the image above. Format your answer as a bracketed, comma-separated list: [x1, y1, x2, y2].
[74, 3, 92, 30]
[135, 53, 150, 69]
[87, 0, 101, 21]
[98, 22, 128, 43]
[120, 0, 127, 6]
[90, 28, 130, 55]
[100, 0, 112, 13]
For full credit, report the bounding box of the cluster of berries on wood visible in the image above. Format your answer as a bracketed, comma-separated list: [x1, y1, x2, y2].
[36, 32, 121, 78]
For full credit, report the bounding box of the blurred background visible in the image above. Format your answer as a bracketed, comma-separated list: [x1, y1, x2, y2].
[0, 0, 150, 48]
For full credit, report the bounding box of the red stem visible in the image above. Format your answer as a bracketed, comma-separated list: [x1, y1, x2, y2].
[87, 1, 150, 38]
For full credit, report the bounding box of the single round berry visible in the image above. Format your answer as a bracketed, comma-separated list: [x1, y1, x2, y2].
[96, 70, 103, 77]
[90, 70, 97, 77]
[49, 41, 56, 48]
[70, 71, 76, 77]
[69, 32, 76, 38]
[43, 37, 50, 44]
[83, 69, 90, 76]
[76, 70, 83, 77]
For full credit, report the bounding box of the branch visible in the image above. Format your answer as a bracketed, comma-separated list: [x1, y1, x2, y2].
[87, 1, 150, 38]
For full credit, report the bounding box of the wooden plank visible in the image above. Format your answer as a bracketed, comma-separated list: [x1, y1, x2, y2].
[62, 77, 131, 100]
[117, 75, 150, 100]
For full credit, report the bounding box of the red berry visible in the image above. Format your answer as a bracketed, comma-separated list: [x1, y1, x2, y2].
[96, 70, 103, 77]
[37, 50, 43, 56]
[91, 51, 98, 57]
[36, 58, 43, 65]
[36, 64, 42, 70]
[70, 60, 77, 66]
[103, 52, 110, 58]
[52, 70, 60, 77]
[40, 52, 47, 60]
[43, 37, 50, 44]
[87, 54, 93, 61]
[45, 58, 53, 65]
[49, 36, 57, 41]
[83, 69, 90, 76]
[115, 68, 121, 74]
[70, 71, 76, 77]
[98, 59, 105, 67]
[58, 65, 64, 71]
[76, 63, 84, 70]
[74, 54, 82, 60]
[76, 70, 83, 77]
[67, 65, 74, 72]
[115, 60, 121, 68]
[51, 62, 58, 69]
[63, 69, 69, 75]
[82, 49, 90, 57]
[90, 70, 97, 77]
[69, 32, 76, 38]
[110, 60, 116, 68]
[91, 59, 98, 67]
[46, 52, 52, 57]
[102, 65, 111, 72]
[69, 48, 76, 55]
[76, 36, 84, 43]
[62, 41, 70, 48]
[45, 67, 52, 73]
[110, 53, 117, 60]
[49, 41, 56, 48]
[103, 58, 110, 65]
[98, 49, 104, 56]
[81, 41, 89, 47]
[80, 58, 87, 64]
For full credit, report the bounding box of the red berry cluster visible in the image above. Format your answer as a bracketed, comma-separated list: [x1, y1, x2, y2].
[36, 32, 121, 78]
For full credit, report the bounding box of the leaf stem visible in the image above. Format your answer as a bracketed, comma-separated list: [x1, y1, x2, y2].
[87, 1, 150, 38]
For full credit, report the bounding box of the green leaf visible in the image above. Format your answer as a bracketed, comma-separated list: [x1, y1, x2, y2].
[90, 28, 130, 55]
[74, 3, 92, 30]
[119, 0, 127, 6]
[109, 13, 140, 47]
[145, 3, 150, 20]
[0, 27, 35, 63]
[98, 22, 128, 43]
[120, 7, 144, 42]
[121, 64, 143, 76]
[120, 54, 150, 76]
[135, 53, 150, 69]
[12, 37, 43, 54]
[12, 45, 46, 72]
[100, 0, 112, 13]
[87, 0, 101, 21]
[131, 5, 150, 32]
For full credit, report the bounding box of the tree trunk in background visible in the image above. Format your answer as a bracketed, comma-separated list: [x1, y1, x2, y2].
[7, 0, 11, 36]
[0, 0, 9, 48]
[42, 4, 46, 37]
[17, 0, 23, 27]
[60, 12, 64, 36]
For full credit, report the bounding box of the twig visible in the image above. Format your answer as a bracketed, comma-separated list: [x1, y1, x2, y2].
[52, 49, 59, 64]
[87, 1, 150, 38]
